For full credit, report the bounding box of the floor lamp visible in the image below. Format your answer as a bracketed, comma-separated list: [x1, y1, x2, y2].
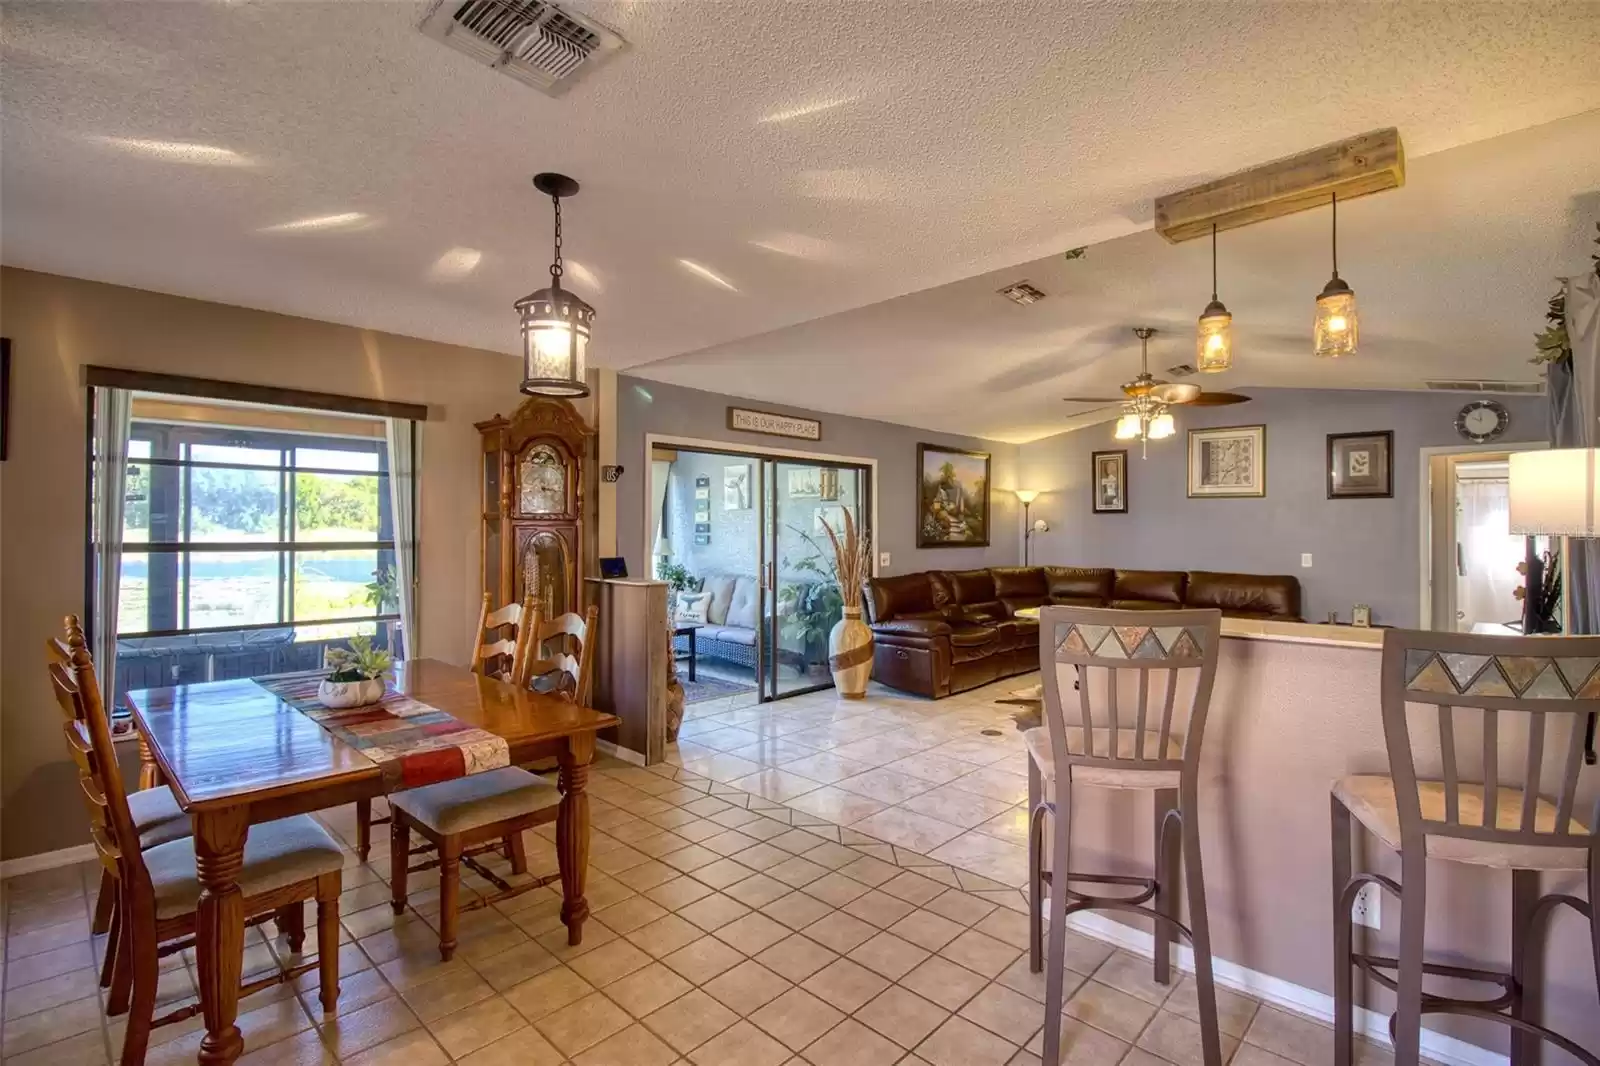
[1014, 490, 1048, 565]
[1510, 447, 1598, 761]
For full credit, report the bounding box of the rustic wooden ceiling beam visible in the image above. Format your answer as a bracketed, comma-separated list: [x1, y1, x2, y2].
[1154, 128, 1405, 243]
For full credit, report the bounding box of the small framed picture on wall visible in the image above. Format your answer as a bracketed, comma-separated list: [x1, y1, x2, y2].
[1327, 431, 1393, 499]
[1090, 450, 1127, 514]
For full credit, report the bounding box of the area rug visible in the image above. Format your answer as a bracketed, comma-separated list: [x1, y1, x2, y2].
[681, 675, 756, 704]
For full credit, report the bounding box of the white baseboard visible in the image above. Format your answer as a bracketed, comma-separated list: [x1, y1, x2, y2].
[1065, 912, 1508, 1066]
[1, 843, 97, 880]
[596, 740, 647, 767]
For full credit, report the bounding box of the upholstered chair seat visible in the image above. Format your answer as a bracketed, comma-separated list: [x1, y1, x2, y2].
[145, 816, 344, 920]
[128, 786, 191, 848]
[391, 767, 561, 837]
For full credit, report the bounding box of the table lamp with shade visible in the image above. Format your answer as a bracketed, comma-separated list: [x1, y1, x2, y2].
[653, 533, 672, 576]
[1509, 447, 1598, 761]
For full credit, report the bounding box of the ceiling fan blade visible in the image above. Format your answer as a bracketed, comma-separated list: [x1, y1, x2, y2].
[1148, 382, 1202, 404]
[1185, 391, 1252, 406]
[1061, 397, 1123, 404]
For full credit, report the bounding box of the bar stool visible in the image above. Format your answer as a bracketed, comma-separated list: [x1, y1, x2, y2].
[1331, 629, 1600, 1066]
[1028, 606, 1225, 1066]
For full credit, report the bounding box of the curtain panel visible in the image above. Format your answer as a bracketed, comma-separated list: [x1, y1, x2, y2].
[91, 386, 132, 704]
[385, 417, 421, 658]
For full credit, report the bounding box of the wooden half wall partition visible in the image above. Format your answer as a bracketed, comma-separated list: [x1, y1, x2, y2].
[586, 578, 669, 764]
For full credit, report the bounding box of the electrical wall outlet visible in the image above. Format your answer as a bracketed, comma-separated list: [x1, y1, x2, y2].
[1301, 553, 1314, 568]
[1351, 882, 1381, 930]
[879, 552, 891, 568]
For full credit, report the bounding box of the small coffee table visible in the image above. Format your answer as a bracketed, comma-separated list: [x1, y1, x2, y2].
[673, 624, 701, 682]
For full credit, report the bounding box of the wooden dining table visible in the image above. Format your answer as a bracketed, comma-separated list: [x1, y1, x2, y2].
[126, 657, 620, 1066]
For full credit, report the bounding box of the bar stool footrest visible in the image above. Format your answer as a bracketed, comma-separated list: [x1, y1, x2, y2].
[1041, 870, 1160, 908]
[1352, 952, 1516, 1013]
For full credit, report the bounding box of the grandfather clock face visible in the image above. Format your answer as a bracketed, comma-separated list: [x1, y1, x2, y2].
[519, 443, 566, 515]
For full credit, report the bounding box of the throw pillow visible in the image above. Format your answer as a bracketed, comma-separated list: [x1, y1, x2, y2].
[676, 592, 710, 625]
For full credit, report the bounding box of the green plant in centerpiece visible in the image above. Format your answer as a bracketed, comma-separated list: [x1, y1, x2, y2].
[657, 561, 697, 593]
[324, 634, 392, 683]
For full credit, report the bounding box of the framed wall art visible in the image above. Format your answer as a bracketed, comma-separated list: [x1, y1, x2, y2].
[917, 443, 990, 547]
[1327, 431, 1393, 499]
[1187, 425, 1265, 498]
[1090, 450, 1128, 514]
[723, 463, 750, 510]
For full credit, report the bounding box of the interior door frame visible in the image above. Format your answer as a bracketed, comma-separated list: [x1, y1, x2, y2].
[1417, 439, 1545, 630]
[643, 434, 880, 702]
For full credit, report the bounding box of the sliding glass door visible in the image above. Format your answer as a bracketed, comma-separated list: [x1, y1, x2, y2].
[758, 459, 871, 701]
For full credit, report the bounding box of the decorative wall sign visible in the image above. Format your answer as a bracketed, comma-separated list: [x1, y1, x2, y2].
[694, 534, 711, 546]
[917, 444, 991, 547]
[1187, 425, 1265, 498]
[728, 406, 822, 441]
[694, 522, 711, 534]
[1327, 431, 1393, 499]
[694, 486, 710, 501]
[1090, 450, 1128, 514]
[600, 464, 623, 482]
[723, 463, 751, 510]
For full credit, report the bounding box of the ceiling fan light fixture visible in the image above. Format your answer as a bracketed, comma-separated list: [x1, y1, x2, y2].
[519, 172, 594, 398]
[1114, 413, 1142, 440]
[1196, 225, 1234, 373]
[1313, 192, 1358, 359]
[1149, 412, 1176, 439]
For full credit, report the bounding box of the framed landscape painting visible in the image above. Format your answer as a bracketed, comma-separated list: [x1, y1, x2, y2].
[1327, 431, 1393, 498]
[917, 443, 990, 547]
[1187, 425, 1265, 498]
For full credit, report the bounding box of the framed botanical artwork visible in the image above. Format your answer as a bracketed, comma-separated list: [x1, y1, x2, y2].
[917, 443, 990, 547]
[819, 467, 841, 501]
[1187, 425, 1265, 498]
[723, 463, 750, 510]
[1090, 450, 1128, 514]
[1327, 431, 1393, 499]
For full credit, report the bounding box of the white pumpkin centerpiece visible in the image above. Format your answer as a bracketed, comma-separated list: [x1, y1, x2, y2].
[317, 635, 392, 709]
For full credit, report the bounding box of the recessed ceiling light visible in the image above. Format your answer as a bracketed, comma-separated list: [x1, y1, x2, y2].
[89, 136, 254, 167]
[677, 259, 738, 292]
[428, 247, 482, 280]
[758, 97, 855, 124]
[259, 212, 370, 234]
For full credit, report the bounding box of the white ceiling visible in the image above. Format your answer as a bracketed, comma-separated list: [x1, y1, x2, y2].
[3, 1, 1598, 441]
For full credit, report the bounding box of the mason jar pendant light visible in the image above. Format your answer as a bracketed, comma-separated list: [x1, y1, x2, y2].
[1195, 223, 1233, 373]
[1313, 191, 1358, 358]
[516, 173, 594, 398]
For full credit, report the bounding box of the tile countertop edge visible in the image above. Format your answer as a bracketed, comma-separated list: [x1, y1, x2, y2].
[1220, 617, 1384, 650]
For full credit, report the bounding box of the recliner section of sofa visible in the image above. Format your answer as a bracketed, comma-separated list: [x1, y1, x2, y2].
[863, 565, 1301, 698]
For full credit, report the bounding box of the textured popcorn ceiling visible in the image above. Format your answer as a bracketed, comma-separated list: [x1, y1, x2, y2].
[2, 1, 1598, 440]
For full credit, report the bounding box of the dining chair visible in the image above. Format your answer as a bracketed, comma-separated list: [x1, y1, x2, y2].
[1331, 628, 1600, 1066]
[48, 616, 345, 1066]
[1028, 606, 1225, 1066]
[45, 626, 192, 981]
[352, 595, 534, 862]
[524, 605, 599, 706]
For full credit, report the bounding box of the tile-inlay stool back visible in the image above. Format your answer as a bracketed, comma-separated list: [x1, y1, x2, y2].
[1331, 628, 1600, 1066]
[1029, 606, 1226, 1066]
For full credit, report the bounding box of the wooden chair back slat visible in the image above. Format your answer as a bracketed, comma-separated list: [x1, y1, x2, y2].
[1382, 628, 1600, 850]
[471, 593, 535, 684]
[524, 605, 599, 707]
[1039, 607, 1221, 780]
[47, 617, 149, 894]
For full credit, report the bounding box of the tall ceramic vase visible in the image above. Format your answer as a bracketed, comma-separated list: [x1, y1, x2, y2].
[828, 608, 874, 699]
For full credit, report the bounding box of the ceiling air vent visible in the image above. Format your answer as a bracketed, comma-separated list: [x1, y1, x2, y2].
[1166, 364, 1197, 378]
[998, 282, 1046, 306]
[1424, 379, 1545, 396]
[419, 0, 626, 98]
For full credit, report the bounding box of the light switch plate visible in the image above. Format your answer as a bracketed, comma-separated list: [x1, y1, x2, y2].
[879, 552, 891, 568]
[1301, 553, 1313, 568]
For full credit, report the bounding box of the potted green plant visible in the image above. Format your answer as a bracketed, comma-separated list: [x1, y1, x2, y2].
[658, 561, 696, 618]
[318, 634, 392, 709]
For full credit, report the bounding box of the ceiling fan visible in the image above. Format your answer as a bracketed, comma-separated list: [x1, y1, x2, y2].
[1061, 326, 1252, 411]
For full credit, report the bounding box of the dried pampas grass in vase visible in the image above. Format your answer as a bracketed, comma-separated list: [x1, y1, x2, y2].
[819, 508, 874, 698]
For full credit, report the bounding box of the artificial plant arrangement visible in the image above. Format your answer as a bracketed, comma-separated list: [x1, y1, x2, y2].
[318, 634, 393, 709]
[1533, 221, 1600, 366]
[658, 560, 697, 618]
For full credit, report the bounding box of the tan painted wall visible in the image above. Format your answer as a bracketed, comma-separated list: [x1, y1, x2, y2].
[0, 267, 551, 859]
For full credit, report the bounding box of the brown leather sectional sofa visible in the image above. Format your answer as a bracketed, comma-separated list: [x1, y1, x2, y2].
[863, 566, 1302, 699]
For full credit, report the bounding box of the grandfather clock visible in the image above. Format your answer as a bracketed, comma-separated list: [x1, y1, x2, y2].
[476, 396, 595, 620]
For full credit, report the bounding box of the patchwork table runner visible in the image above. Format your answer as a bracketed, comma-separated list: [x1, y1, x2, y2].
[256, 676, 510, 790]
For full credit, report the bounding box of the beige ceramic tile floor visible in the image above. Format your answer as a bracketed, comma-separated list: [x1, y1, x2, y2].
[1, 674, 1404, 1066]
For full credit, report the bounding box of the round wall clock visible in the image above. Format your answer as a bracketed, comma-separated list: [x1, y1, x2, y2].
[1455, 399, 1510, 443]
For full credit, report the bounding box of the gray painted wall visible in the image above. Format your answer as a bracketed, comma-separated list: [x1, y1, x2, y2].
[1018, 388, 1548, 627]
[618, 376, 1021, 578]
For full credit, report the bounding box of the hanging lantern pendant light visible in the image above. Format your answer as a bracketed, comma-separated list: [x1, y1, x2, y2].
[1313, 191, 1358, 359]
[1195, 224, 1233, 373]
[517, 172, 594, 398]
